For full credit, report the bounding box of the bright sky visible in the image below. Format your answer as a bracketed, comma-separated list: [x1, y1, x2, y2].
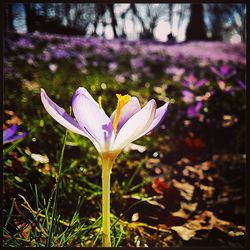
[97, 4, 189, 42]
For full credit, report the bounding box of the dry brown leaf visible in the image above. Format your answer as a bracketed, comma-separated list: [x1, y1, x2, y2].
[171, 226, 196, 241]
[171, 210, 245, 241]
[172, 179, 194, 201]
[199, 161, 213, 170]
[176, 158, 191, 165]
[172, 209, 189, 219]
[183, 165, 205, 179]
[180, 202, 198, 213]
[199, 184, 215, 199]
[4, 110, 23, 125]
[145, 158, 160, 169]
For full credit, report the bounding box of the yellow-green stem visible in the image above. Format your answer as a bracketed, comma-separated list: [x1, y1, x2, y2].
[102, 159, 112, 247]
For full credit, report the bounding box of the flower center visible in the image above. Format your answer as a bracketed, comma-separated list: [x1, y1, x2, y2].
[113, 94, 131, 134]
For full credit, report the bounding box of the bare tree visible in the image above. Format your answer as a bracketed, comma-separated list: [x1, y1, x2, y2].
[64, 3, 71, 26]
[176, 4, 189, 36]
[24, 3, 36, 32]
[231, 4, 246, 42]
[168, 3, 173, 33]
[92, 3, 106, 36]
[205, 4, 225, 40]
[186, 4, 208, 41]
[132, 4, 167, 40]
[118, 4, 138, 39]
[205, 3, 246, 42]
[42, 3, 48, 18]
[107, 4, 118, 38]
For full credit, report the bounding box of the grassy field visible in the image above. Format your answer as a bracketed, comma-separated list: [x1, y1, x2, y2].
[3, 32, 246, 247]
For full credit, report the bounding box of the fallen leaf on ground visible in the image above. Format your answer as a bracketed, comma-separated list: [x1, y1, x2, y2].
[172, 179, 194, 201]
[171, 210, 245, 241]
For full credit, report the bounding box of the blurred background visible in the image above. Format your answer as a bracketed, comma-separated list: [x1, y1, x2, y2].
[3, 3, 246, 248]
[4, 3, 246, 43]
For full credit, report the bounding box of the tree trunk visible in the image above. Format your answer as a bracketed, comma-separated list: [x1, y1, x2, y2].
[168, 3, 173, 32]
[65, 3, 71, 26]
[92, 4, 100, 36]
[185, 3, 208, 41]
[108, 4, 118, 38]
[43, 3, 48, 17]
[210, 5, 223, 40]
[24, 3, 35, 32]
[177, 4, 184, 37]
[130, 4, 146, 34]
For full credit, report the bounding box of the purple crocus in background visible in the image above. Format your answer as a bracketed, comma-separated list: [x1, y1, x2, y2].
[15, 38, 34, 49]
[3, 124, 27, 144]
[115, 74, 126, 83]
[187, 101, 203, 118]
[108, 62, 118, 72]
[181, 89, 195, 104]
[217, 80, 235, 94]
[210, 65, 236, 80]
[182, 74, 208, 90]
[41, 87, 169, 247]
[237, 80, 246, 90]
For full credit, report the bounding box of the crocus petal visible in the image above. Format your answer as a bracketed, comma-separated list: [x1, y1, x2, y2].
[182, 90, 194, 103]
[137, 102, 170, 138]
[182, 90, 194, 98]
[112, 99, 156, 150]
[4, 132, 27, 144]
[41, 89, 101, 152]
[187, 105, 196, 118]
[72, 87, 113, 151]
[211, 65, 236, 79]
[196, 79, 208, 88]
[237, 80, 246, 90]
[187, 101, 203, 118]
[182, 81, 191, 88]
[3, 124, 18, 141]
[110, 96, 141, 134]
[41, 88, 88, 136]
[195, 101, 203, 112]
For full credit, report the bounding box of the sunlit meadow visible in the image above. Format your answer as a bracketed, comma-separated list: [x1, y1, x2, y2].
[3, 32, 246, 247]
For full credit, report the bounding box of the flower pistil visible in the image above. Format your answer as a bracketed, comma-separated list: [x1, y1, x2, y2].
[113, 94, 131, 134]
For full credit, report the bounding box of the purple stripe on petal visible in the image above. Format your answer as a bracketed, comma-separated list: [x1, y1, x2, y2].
[3, 124, 18, 141]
